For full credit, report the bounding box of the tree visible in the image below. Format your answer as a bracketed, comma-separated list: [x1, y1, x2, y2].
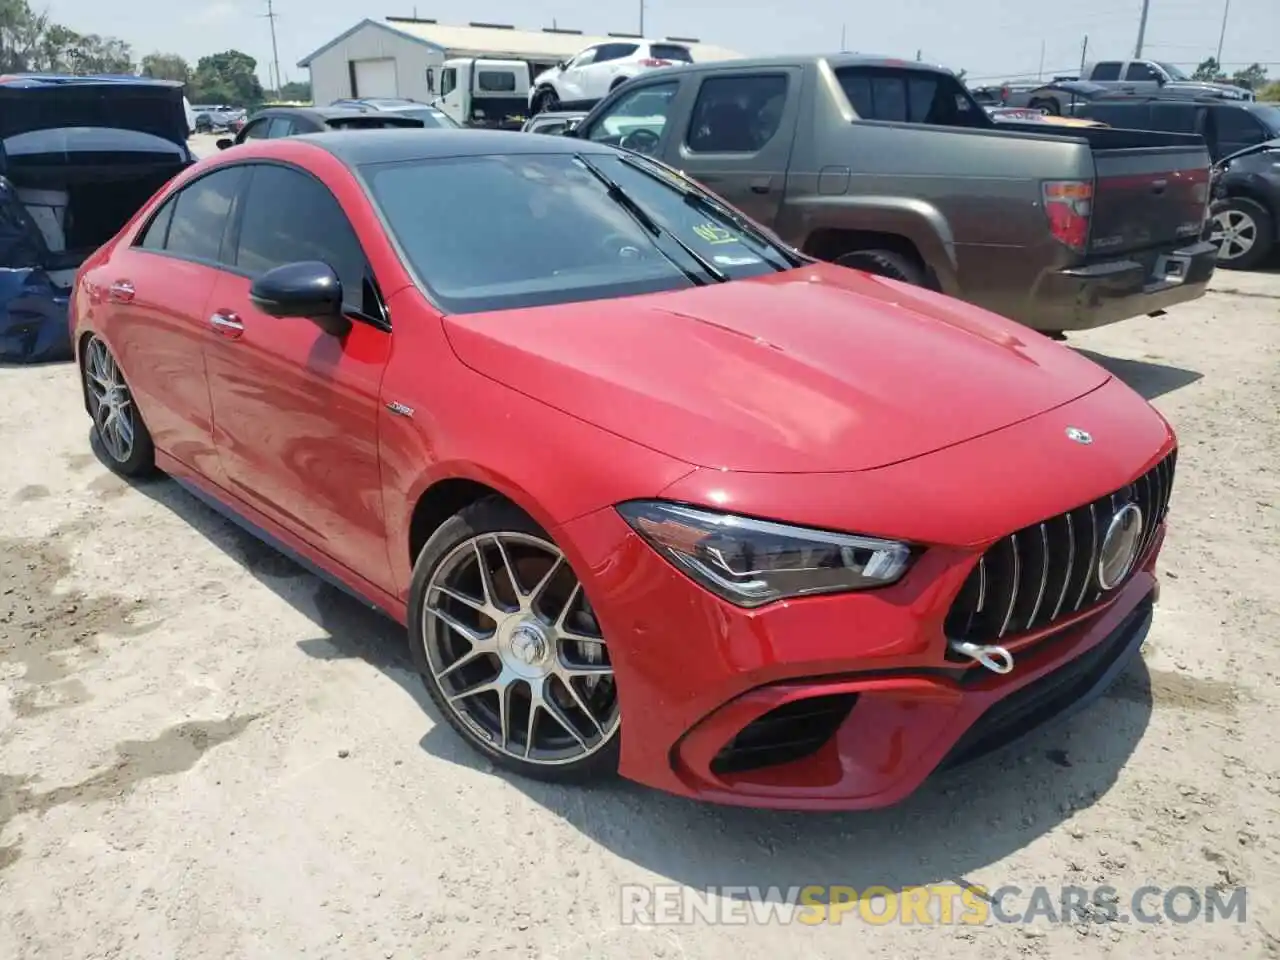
[190, 50, 264, 107]
[141, 52, 190, 83]
[0, 0, 132, 74]
[1192, 57, 1226, 82]
[954, 68, 968, 83]
[1230, 63, 1268, 91]
[274, 80, 311, 102]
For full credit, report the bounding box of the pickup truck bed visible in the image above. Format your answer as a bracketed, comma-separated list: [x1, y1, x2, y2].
[571, 55, 1218, 333]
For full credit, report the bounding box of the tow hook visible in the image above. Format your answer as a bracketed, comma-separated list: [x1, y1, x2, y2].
[949, 640, 1015, 675]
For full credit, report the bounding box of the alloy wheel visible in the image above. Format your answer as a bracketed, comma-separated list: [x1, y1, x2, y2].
[422, 532, 619, 765]
[1211, 208, 1257, 262]
[84, 337, 136, 464]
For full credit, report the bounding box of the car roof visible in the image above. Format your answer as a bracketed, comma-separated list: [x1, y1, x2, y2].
[291, 127, 622, 165]
[0, 72, 182, 89]
[633, 53, 956, 77]
[250, 106, 392, 122]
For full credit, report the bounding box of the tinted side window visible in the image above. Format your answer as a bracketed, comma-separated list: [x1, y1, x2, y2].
[585, 81, 680, 154]
[1149, 103, 1198, 133]
[1125, 62, 1161, 81]
[687, 75, 789, 153]
[650, 44, 692, 63]
[477, 71, 516, 92]
[241, 119, 269, 140]
[1215, 108, 1267, 145]
[265, 117, 295, 138]
[440, 68, 457, 96]
[596, 43, 639, 63]
[1091, 62, 1123, 81]
[166, 167, 243, 263]
[234, 165, 373, 315]
[836, 68, 986, 127]
[137, 196, 176, 250]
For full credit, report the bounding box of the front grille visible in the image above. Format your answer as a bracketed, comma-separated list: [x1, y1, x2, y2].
[944, 450, 1175, 651]
[937, 598, 1152, 771]
[710, 693, 858, 776]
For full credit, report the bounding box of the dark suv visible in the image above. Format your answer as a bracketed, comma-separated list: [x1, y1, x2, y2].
[1075, 97, 1280, 269]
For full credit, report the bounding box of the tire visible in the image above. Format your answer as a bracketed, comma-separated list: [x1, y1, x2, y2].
[532, 87, 560, 116]
[1029, 97, 1059, 116]
[835, 249, 927, 286]
[82, 334, 156, 478]
[1210, 196, 1275, 271]
[408, 496, 621, 783]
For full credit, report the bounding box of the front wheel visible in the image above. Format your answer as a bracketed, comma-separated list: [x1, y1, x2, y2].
[82, 335, 156, 477]
[408, 498, 621, 783]
[532, 87, 560, 115]
[1210, 197, 1274, 271]
[835, 249, 926, 286]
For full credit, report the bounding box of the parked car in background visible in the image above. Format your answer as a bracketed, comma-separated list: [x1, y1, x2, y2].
[191, 104, 246, 132]
[987, 106, 1107, 129]
[529, 39, 693, 114]
[1209, 137, 1280, 269]
[429, 58, 531, 129]
[521, 110, 588, 135]
[218, 106, 425, 149]
[71, 128, 1178, 810]
[1074, 96, 1280, 162]
[570, 54, 1218, 336]
[1003, 79, 1114, 116]
[331, 97, 463, 128]
[0, 74, 196, 362]
[1078, 60, 1254, 103]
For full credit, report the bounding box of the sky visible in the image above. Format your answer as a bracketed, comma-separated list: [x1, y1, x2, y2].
[41, 0, 1280, 88]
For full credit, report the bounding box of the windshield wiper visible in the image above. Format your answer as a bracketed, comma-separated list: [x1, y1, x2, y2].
[574, 153, 727, 284]
[615, 153, 810, 270]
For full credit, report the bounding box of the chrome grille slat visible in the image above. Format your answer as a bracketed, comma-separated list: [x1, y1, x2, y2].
[1049, 512, 1076, 620]
[1026, 523, 1050, 628]
[944, 451, 1177, 654]
[997, 533, 1021, 639]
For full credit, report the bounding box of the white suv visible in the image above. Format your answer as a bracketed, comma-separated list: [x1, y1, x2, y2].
[529, 40, 693, 114]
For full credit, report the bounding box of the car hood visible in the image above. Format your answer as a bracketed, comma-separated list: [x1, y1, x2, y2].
[442, 265, 1114, 474]
[0, 75, 190, 148]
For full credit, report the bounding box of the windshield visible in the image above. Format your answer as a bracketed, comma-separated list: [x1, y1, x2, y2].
[1251, 105, 1280, 135]
[1157, 62, 1190, 81]
[362, 151, 796, 314]
[398, 107, 460, 128]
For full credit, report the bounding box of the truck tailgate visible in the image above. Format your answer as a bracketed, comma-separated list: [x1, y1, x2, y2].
[1085, 132, 1211, 257]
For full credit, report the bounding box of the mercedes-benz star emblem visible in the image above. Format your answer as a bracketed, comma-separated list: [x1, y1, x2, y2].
[1065, 427, 1093, 445]
[1097, 503, 1144, 590]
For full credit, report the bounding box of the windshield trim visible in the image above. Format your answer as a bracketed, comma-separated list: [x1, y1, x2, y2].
[357, 149, 801, 315]
[1157, 62, 1190, 81]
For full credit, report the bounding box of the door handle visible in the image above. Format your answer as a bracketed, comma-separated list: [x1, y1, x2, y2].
[749, 178, 771, 195]
[209, 310, 244, 339]
[108, 280, 134, 304]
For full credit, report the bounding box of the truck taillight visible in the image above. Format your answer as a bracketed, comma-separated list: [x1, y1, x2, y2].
[638, 58, 672, 67]
[1041, 180, 1093, 252]
[1000, 85, 1010, 103]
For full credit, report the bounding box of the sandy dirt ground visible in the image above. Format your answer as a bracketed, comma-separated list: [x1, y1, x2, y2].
[1, 197, 1279, 955]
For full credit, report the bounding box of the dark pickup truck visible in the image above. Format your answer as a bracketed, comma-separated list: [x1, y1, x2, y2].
[568, 54, 1219, 334]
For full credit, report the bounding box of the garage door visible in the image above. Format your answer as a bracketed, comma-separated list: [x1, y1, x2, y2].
[352, 58, 397, 97]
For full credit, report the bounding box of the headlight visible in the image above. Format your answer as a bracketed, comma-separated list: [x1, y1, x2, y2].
[616, 501, 913, 608]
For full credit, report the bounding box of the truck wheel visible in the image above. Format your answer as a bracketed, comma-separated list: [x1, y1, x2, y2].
[1210, 197, 1274, 271]
[835, 249, 926, 286]
[1029, 97, 1059, 116]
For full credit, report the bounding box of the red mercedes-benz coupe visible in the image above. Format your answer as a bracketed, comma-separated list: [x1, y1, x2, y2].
[71, 130, 1176, 810]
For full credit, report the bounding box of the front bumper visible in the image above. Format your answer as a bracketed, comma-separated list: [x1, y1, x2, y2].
[1032, 238, 1218, 332]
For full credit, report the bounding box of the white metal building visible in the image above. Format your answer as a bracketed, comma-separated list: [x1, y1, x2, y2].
[297, 17, 743, 106]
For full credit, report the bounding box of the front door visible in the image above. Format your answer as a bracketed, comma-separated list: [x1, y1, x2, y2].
[203, 162, 393, 590]
[667, 68, 801, 226]
[98, 166, 246, 485]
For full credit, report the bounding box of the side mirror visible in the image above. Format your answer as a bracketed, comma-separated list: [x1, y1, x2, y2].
[249, 260, 351, 337]
[557, 60, 568, 70]
[216, 138, 234, 150]
[1156, 73, 1168, 86]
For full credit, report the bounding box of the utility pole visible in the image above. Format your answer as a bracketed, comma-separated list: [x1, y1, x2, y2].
[840, 24, 846, 52]
[1038, 39, 1045, 79]
[1215, 0, 1231, 64]
[1134, 0, 1151, 58]
[1080, 34, 1089, 74]
[638, 0, 644, 36]
[264, 0, 283, 95]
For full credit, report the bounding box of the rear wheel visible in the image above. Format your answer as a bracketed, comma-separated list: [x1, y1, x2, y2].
[408, 498, 621, 783]
[1210, 197, 1274, 271]
[532, 87, 560, 115]
[835, 249, 926, 286]
[1029, 97, 1059, 116]
[82, 335, 155, 477]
